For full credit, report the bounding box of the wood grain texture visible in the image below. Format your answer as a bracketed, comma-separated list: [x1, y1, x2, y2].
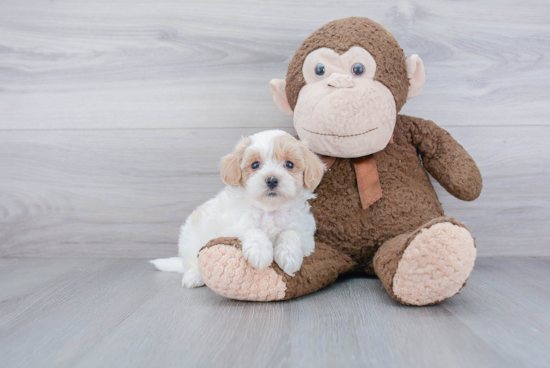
[443, 258, 550, 367]
[0, 0, 549, 130]
[0, 258, 549, 368]
[0, 128, 241, 258]
[0, 126, 548, 258]
[0, 0, 549, 257]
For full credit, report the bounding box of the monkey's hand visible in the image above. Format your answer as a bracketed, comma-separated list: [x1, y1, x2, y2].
[400, 114, 482, 201]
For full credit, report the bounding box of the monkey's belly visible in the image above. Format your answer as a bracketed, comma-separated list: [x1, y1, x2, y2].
[310, 151, 444, 272]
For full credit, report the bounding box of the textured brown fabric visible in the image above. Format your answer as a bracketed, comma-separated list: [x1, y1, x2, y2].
[310, 115, 450, 273]
[399, 115, 483, 201]
[321, 154, 383, 209]
[285, 17, 409, 112]
[372, 216, 470, 306]
[275, 242, 356, 300]
[319, 136, 395, 210]
[353, 155, 383, 209]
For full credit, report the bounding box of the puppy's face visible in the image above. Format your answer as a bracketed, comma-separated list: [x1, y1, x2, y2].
[220, 130, 325, 207]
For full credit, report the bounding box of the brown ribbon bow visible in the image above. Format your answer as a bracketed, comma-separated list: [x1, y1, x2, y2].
[318, 135, 393, 210]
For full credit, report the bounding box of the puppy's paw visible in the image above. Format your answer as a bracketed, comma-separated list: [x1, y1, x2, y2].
[274, 242, 303, 276]
[182, 269, 205, 288]
[242, 243, 273, 270]
[242, 229, 273, 270]
[301, 236, 315, 257]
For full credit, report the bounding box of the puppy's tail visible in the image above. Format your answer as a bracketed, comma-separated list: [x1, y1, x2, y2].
[149, 257, 184, 273]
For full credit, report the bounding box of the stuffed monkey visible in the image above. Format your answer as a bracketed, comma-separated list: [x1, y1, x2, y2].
[197, 17, 482, 306]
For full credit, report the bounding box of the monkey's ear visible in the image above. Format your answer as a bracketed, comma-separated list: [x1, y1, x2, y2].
[269, 79, 294, 116]
[406, 55, 425, 100]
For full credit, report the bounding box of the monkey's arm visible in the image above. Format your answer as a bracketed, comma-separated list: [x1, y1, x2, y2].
[398, 114, 482, 201]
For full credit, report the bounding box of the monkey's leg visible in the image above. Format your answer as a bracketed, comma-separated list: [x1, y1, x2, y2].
[373, 217, 477, 306]
[198, 237, 356, 301]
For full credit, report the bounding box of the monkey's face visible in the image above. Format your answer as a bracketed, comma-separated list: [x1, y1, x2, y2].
[293, 47, 396, 158]
[270, 18, 425, 159]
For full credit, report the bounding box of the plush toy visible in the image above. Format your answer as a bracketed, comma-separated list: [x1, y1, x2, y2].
[197, 17, 482, 305]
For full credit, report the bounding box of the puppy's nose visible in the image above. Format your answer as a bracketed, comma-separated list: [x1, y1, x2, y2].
[266, 176, 279, 189]
[327, 73, 353, 88]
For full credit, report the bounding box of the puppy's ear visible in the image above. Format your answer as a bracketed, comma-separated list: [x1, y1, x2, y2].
[301, 142, 325, 191]
[220, 136, 252, 186]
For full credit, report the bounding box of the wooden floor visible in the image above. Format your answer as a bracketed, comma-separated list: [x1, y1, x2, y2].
[0, 257, 548, 368]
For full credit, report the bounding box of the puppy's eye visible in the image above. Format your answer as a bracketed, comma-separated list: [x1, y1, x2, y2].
[251, 161, 260, 170]
[315, 63, 325, 77]
[351, 63, 365, 77]
[285, 161, 294, 169]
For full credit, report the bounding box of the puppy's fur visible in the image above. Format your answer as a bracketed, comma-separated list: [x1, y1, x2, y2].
[151, 130, 325, 288]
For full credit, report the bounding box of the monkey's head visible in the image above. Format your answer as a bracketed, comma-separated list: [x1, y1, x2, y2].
[270, 17, 425, 158]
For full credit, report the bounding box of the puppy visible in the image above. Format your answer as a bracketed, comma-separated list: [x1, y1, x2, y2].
[151, 130, 325, 288]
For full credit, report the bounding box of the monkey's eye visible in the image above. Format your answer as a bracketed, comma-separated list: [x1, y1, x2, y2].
[285, 161, 294, 169]
[315, 63, 325, 77]
[351, 63, 365, 77]
[251, 161, 260, 169]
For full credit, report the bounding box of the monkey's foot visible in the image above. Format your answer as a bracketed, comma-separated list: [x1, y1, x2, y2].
[198, 237, 356, 301]
[374, 217, 477, 306]
[198, 238, 287, 301]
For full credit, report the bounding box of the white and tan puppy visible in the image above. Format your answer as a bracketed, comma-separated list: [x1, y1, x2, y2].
[151, 130, 325, 288]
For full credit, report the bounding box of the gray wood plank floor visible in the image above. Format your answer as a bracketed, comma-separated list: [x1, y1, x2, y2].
[0, 257, 549, 368]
